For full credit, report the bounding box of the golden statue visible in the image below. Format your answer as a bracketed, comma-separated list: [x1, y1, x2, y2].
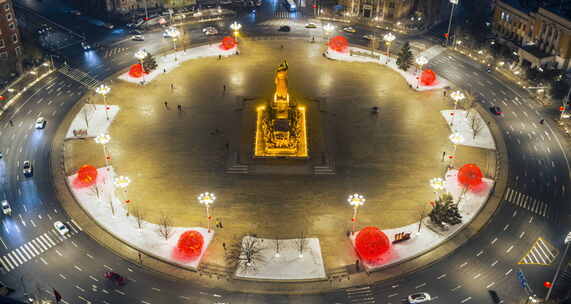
[254, 60, 308, 158]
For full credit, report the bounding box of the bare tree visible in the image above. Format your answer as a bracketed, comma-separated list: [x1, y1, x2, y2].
[89, 183, 101, 200]
[468, 110, 485, 139]
[295, 232, 309, 257]
[82, 106, 90, 129]
[107, 190, 115, 216]
[157, 213, 172, 240]
[417, 202, 429, 233]
[132, 206, 144, 231]
[225, 236, 265, 274]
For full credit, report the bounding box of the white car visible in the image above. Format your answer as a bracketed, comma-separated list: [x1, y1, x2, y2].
[35, 117, 46, 129]
[1, 200, 11, 216]
[408, 292, 431, 303]
[343, 26, 356, 33]
[132, 35, 145, 41]
[202, 26, 218, 35]
[54, 221, 69, 235]
[22, 160, 33, 177]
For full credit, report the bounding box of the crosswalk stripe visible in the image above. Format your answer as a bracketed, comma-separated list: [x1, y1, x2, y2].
[24, 244, 37, 257]
[44, 234, 57, 246]
[67, 222, 79, 233]
[9, 252, 22, 265]
[2, 256, 14, 270]
[18, 246, 31, 260]
[519, 237, 558, 265]
[14, 248, 27, 262]
[0, 256, 11, 271]
[71, 219, 83, 231]
[34, 238, 48, 251]
[27, 243, 40, 256]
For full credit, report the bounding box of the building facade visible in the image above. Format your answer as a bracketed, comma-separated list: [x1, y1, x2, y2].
[492, 0, 571, 70]
[0, 0, 23, 73]
[79, 0, 196, 15]
[342, 0, 442, 25]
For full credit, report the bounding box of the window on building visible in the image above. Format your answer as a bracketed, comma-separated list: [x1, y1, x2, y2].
[12, 33, 18, 43]
[0, 51, 7, 58]
[0, 39, 4, 48]
[15, 46, 22, 56]
[7, 13, 12, 21]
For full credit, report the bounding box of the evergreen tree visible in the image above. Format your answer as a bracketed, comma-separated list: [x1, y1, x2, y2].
[396, 42, 414, 71]
[142, 53, 158, 73]
[428, 194, 462, 229]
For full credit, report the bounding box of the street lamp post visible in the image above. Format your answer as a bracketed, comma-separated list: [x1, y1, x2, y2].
[449, 90, 465, 128]
[383, 32, 395, 64]
[446, 0, 459, 47]
[94, 134, 111, 168]
[323, 23, 334, 41]
[114, 176, 131, 216]
[166, 27, 180, 50]
[230, 21, 242, 42]
[348, 193, 365, 234]
[134, 49, 148, 83]
[415, 56, 428, 88]
[449, 132, 464, 168]
[429, 177, 446, 200]
[545, 232, 571, 301]
[198, 192, 216, 233]
[95, 84, 111, 121]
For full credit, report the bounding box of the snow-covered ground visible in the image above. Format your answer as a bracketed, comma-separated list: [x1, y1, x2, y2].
[325, 47, 451, 91]
[65, 104, 120, 139]
[351, 169, 494, 270]
[67, 166, 213, 269]
[235, 236, 326, 280]
[442, 110, 496, 150]
[118, 44, 238, 84]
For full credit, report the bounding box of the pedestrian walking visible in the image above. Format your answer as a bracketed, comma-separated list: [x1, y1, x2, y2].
[171, 83, 174, 91]
[443, 90, 447, 97]
[218, 54, 222, 60]
[280, 44, 284, 49]
[225, 142, 230, 151]
[219, 220, 223, 229]
[441, 151, 446, 162]
[222, 242, 226, 251]
[177, 104, 182, 112]
[223, 84, 226, 91]
[355, 260, 360, 271]
[9, 120, 13, 127]
[540, 119, 545, 124]
[164, 101, 168, 109]
[164, 68, 167, 73]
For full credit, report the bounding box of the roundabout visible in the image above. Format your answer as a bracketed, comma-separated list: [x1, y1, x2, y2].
[57, 38, 501, 288]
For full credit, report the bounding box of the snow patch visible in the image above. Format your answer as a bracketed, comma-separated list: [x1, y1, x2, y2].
[234, 236, 326, 280]
[325, 47, 451, 91]
[65, 104, 119, 139]
[118, 44, 238, 84]
[67, 166, 213, 269]
[441, 110, 496, 150]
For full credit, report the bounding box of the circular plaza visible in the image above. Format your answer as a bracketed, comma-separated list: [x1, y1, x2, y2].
[61, 38, 494, 276]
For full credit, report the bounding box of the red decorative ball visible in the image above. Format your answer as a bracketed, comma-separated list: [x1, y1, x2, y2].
[77, 165, 98, 187]
[420, 69, 437, 86]
[220, 36, 237, 50]
[457, 164, 484, 189]
[355, 226, 391, 264]
[329, 36, 349, 53]
[129, 63, 146, 78]
[174, 230, 204, 262]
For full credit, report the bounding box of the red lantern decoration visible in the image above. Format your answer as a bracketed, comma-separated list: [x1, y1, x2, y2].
[420, 69, 437, 86]
[219, 36, 237, 50]
[457, 164, 484, 189]
[76, 165, 98, 187]
[328, 36, 349, 53]
[128, 63, 146, 78]
[173, 230, 204, 262]
[355, 226, 391, 264]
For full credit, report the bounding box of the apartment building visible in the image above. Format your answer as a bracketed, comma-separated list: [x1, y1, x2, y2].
[0, 0, 22, 73]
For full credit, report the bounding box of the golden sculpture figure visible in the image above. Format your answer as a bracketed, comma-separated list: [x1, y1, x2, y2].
[274, 60, 289, 102]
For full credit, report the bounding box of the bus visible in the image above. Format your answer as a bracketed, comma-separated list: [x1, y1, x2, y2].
[283, 0, 296, 12]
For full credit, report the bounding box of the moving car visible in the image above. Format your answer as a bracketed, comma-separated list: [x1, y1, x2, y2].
[203, 26, 218, 35]
[131, 29, 143, 35]
[53, 221, 69, 235]
[35, 117, 46, 129]
[278, 25, 291, 32]
[22, 161, 33, 177]
[490, 106, 503, 115]
[68, 9, 82, 16]
[305, 23, 317, 28]
[407, 292, 431, 303]
[103, 23, 115, 29]
[81, 41, 92, 51]
[343, 26, 356, 33]
[1, 200, 11, 216]
[105, 272, 126, 285]
[132, 35, 145, 41]
[488, 290, 501, 303]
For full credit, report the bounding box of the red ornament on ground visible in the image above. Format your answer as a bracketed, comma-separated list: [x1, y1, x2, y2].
[75, 165, 98, 187]
[173, 230, 204, 262]
[129, 63, 146, 78]
[355, 226, 391, 264]
[457, 164, 484, 189]
[420, 69, 437, 86]
[544, 281, 552, 288]
[329, 36, 349, 53]
[220, 36, 237, 50]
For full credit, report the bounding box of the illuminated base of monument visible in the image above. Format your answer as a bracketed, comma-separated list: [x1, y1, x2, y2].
[254, 105, 308, 158]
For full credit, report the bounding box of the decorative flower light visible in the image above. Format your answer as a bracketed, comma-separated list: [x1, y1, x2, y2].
[416, 55, 428, 66]
[94, 133, 111, 145]
[114, 176, 131, 188]
[95, 84, 111, 96]
[429, 177, 446, 191]
[230, 21, 242, 32]
[134, 49, 148, 61]
[323, 23, 335, 33]
[449, 132, 464, 145]
[450, 90, 465, 106]
[198, 192, 216, 232]
[348, 193, 366, 234]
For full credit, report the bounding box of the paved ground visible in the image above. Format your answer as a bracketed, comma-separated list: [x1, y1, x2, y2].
[64, 39, 491, 269]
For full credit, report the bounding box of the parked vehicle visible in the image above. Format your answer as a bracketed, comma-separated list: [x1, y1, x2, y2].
[132, 35, 145, 41]
[1, 200, 11, 216]
[305, 23, 317, 28]
[343, 26, 356, 33]
[278, 25, 291, 32]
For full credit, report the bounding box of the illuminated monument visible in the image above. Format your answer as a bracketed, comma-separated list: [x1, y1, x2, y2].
[254, 60, 308, 158]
